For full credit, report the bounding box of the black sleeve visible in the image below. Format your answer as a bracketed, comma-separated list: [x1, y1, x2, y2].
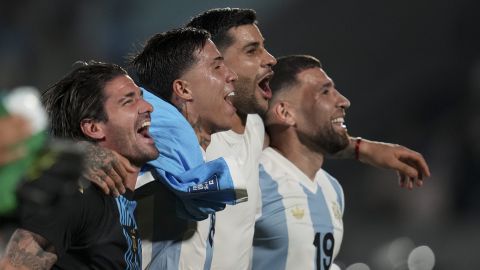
[20, 190, 83, 257]
[16, 140, 88, 257]
[21, 186, 112, 258]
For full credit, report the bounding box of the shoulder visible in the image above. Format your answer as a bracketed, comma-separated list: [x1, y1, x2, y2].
[318, 170, 345, 212]
[258, 149, 286, 189]
[321, 170, 342, 192]
[259, 148, 283, 174]
[77, 185, 117, 221]
[246, 114, 265, 138]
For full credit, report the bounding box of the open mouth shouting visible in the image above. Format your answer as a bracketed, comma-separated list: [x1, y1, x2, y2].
[136, 118, 154, 144]
[257, 72, 274, 99]
[224, 88, 237, 114]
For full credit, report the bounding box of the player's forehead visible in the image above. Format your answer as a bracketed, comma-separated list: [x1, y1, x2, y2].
[297, 68, 332, 87]
[194, 39, 222, 65]
[227, 24, 264, 47]
[104, 75, 138, 96]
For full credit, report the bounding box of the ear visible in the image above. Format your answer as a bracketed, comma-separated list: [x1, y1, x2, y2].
[274, 101, 296, 126]
[172, 79, 193, 102]
[80, 119, 105, 141]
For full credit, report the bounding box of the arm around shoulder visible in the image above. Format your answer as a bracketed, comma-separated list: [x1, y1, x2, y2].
[330, 136, 431, 189]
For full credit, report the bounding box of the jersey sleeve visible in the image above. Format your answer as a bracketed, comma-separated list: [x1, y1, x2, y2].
[19, 182, 106, 258]
[20, 192, 83, 257]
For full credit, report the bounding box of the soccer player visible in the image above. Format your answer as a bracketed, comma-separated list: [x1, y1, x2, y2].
[253, 55, 350, 270]
[130, 27, 242, 269]
[0, 61, 159, 269]
[187, 8, 430, 269]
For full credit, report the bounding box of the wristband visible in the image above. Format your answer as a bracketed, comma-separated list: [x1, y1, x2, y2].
[355, 137, 362, 160]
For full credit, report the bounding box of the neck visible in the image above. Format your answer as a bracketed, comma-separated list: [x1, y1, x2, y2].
[191, 121, 212, 150]
[270, 130, 324, 181]
[230, 111, 247, 134]
[178, 102, 212, 150]
[124, 166, 141, 191]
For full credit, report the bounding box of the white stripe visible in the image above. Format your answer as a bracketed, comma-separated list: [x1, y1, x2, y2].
[136, 171, 155, 188]
[142, 240, 152, 270]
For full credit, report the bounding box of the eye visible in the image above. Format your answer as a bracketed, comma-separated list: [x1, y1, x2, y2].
[123, 99, 133, 106]
[245, 47, 257, 55]
[322, 88, 330, 95]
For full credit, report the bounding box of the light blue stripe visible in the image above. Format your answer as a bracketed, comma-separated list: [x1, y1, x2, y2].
[252, 165, 288, 270]
[302, 183, 335, 270]
[323, 171, 344, 213]
[125, 230, 134, 269]
[203, 214, 214, 270]
[115, 196, 141, 269]
[150, 240, 181, 269]
[115, 198, 131, 269]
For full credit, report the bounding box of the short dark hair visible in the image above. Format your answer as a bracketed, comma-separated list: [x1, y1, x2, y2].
[270, 55, 323, 97]
[187, 8, 257, 51]
[130, 27, 210, 102]
[42, 61, 127, 142]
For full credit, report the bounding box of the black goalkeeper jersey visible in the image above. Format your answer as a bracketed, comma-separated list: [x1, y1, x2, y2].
[21, 184, 141, 269]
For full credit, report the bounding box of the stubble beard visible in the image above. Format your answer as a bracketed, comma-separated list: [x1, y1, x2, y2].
[110, 131, 159, 168]
[298, 124, 350, 155]
[232, 76, 268, 118]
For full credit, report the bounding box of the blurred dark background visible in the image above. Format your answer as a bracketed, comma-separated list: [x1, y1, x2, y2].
[1, 0, 479, 268]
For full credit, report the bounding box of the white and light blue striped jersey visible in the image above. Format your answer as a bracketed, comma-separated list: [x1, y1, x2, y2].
[137, 148, 216, 270]
[207, 114, 265, 270]
[142, 213, 215, 270]
[252, 147, 345, 270]
[115, 195, 142, 270]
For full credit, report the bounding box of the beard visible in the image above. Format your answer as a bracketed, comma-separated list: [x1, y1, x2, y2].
[232, 76, 268, 117]
[127, 145, 159, 168]
[107, 129, 159, 168]
[297, 124, 350, 155]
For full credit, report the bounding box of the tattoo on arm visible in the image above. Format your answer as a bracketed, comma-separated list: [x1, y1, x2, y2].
[1, 229, 57, 269]
[82, 142, 117, 180]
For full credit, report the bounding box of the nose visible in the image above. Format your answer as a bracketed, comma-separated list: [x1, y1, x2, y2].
[261, 48, 277, 68]
[336, 91, 350, 109]
[139, 98, 154, 114]
[225, 65, 238, 83]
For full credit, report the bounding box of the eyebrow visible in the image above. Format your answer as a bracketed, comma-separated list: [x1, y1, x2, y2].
[243, 41, 260, 50]
[322, 81, 334, 88]
[209, 56, 223, 68]
[118, 91, 136, 104]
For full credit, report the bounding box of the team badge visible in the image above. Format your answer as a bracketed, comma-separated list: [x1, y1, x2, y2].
[331, 201, 342, 221]
[291, 205, 305, 219]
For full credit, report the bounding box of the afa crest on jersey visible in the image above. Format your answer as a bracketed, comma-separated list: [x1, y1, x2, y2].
[291, 205, 305, 219]
[331, 201, 342, 221]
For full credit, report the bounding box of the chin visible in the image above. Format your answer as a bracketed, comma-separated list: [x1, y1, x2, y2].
[254, 102, 268, 117]
[322, 133, 350, 154]
[135, 148, 160, 164]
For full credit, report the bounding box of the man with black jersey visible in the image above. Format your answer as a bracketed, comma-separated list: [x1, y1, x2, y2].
[0, 61, 159, 269]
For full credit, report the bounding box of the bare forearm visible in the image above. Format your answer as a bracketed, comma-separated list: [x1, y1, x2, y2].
[328, 135, 431, 189]
[0, 229, 57, 270]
